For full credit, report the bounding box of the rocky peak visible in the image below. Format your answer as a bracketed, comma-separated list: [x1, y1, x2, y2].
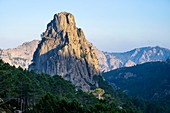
[29, 12, 100, 92]
[43, 12, 76, 39]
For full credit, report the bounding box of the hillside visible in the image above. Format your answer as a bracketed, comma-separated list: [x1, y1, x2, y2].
[1, 60, 169, 112]
[103, 61, 170, 112]
[0, 60, 142, 113]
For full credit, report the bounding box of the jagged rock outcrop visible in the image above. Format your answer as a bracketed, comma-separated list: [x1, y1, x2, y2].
[0, 40, 39, 69]
[96, 46, 170, 72]
[29, 12, 100, 92]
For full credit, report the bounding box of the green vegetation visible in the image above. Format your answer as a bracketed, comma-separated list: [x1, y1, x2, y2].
[90, 88, 105, 100]
[103, 61, 170, 113]
[0, 59, 157, 113]
[80, 52, 87, 58]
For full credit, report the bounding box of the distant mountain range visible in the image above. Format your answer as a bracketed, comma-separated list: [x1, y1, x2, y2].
[96, 46, 170, 72]
[102, 60, 170, 101]
[0, 40, 39, 69]
[0, 40, 170, 73]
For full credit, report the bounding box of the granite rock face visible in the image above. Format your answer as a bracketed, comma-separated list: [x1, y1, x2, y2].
[29, 12, 100, 92]
[0, 40, 39, 69]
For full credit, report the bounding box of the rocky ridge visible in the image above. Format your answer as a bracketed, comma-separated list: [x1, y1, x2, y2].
[96, 46, 170, 72]
[29, 12, 100, 92]
[1, 40, 170, 74]
[1, 41, 170, 74]
[0, 40, 39, 69]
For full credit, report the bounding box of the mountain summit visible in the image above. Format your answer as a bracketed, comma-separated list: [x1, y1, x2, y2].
[29, 12, 100, 91]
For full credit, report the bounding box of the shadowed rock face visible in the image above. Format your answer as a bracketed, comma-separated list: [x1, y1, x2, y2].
[29, 12, 100, 92]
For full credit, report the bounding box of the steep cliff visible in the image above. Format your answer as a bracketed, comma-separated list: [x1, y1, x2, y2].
[29, 12, 100, 91]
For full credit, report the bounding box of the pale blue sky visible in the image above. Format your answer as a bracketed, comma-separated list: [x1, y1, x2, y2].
[0, 0, 170, 52]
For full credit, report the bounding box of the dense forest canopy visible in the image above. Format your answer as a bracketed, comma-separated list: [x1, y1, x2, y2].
[0, 60, 169, 113]
[103, 61, 170, 113]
